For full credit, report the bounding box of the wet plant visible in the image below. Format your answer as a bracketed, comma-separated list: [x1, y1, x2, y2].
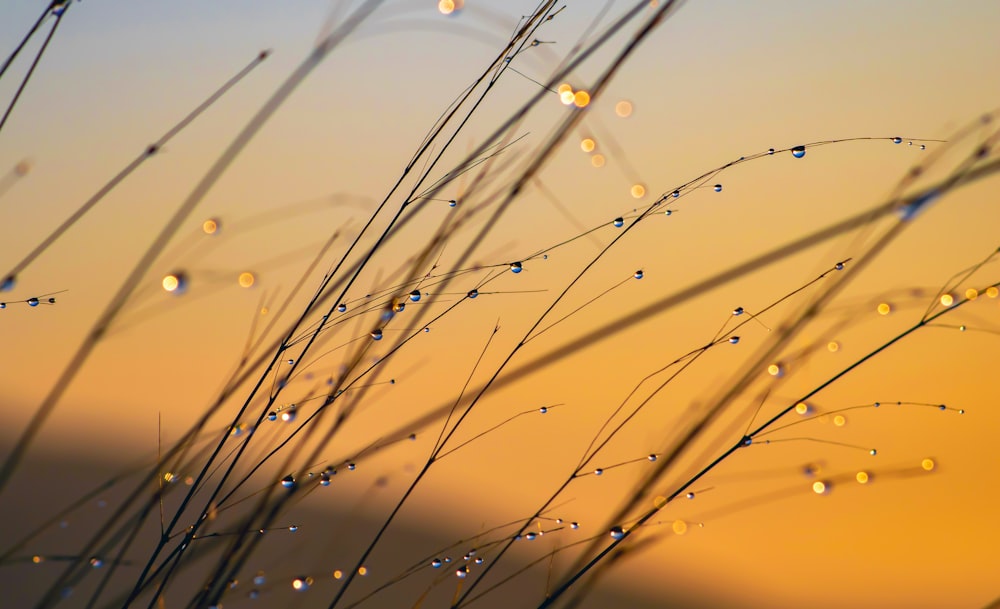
[1, 2, 999, 609]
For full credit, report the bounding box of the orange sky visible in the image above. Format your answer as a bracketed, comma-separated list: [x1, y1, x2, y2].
[1, 2, 999, 608]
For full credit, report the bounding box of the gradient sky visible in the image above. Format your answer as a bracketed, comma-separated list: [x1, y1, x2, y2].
[1, 2, 999, 608]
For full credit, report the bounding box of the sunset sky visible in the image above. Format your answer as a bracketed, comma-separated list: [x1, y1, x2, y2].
[1, 2, 998, 608]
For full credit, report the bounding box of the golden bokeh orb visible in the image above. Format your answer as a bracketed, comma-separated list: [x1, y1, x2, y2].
[202, 218, 220, 235]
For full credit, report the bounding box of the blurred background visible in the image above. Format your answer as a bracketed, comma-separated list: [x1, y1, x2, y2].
[1, 2, 998, 608]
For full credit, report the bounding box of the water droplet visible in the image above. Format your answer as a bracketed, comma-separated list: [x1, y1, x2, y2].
[612, 217, 624, 228]
[869, 449, 877, 456]
[686, 492, 695, 499]
[1, 276, 15, 292]
[409, 290, 421, 302]
[767, 363, 783, 377]
[525, 532, 536, 541]
[732, 307, 744, 316]
[728, 336, 740, 345]
[741, 435, 753, 447]
[249, 590, 260, 600]
[475, 557, 484, 564]
[510, 262, 523, 273]
[449, 199, 457, 207]
[320, 473, 330, 486]
[371, 329, 383, 340]
[267, 411, 277, 421]
[647, 454, 657, 462]
[835, 261, 845, 270]
[892, 137, 902, 144]
[663, 209, 673, 216]
[202, 218, 221, 235]
[254, 572, 266, 586]
[812, 481, 830, 495]
[609, 526, 625, 540]
[795, 402, 811, 415]
[920, 144, 926, 150]
[768, 148, 775, 155]
[633, 269, 644, 279]
[337, 303, 347, 313]
[456, 566, 469, 578]
[671, 190, 680, 198]
[90, 557, 104, 569]
[467, 289, 479, 299]
[0, 303, 5, 309]
[539, 406, 548, 414]
[27, 297, 39, 307]
[281, 408, 297, 423]
[713, 184, 722, 192]
[348, 463, 356, 471]
[438, 0, 459, 15]
[570, 521, 579, 529]
[791, 145, 806, 158]
[292, 576, 312, 591]
[897, 189, 940, 221]
[393, 302, 405, 313]
[162, 272, 188, 294]
[940, 293, 954, 307]
[594, 468, 603, 476]
[281, 475, 295, 488]
[288, 525, 299, 532]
